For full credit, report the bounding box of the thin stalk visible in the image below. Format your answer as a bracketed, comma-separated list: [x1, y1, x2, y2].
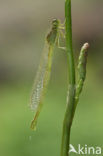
[61, 0, 75, 156]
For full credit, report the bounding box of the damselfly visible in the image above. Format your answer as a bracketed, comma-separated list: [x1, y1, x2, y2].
[30, 19, 65, 130]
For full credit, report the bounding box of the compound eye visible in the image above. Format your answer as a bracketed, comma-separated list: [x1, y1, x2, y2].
[52, 18, 57, 22]
[52, 18, 57, 24]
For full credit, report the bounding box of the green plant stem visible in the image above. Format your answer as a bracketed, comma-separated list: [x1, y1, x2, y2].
[61, 0, 75, 156]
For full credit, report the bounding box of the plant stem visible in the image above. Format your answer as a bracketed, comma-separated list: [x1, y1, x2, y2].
[61, 0, 75, 156]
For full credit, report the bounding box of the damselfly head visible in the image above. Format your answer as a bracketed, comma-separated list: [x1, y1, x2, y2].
[52, 19, 59, 27]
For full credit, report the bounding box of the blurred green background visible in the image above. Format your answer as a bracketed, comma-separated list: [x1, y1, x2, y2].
[0, 0, 103, 156]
